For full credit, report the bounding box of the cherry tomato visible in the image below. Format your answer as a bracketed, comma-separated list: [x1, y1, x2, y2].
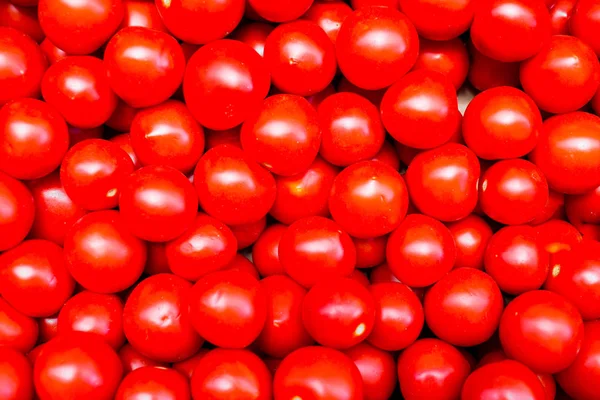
[0, 348, 33, 400]
[38, 316, 57, 343]
[399, 0, 474, 40]
[337, 76, 386, 108]
[353, 236, 386, 270]
[194, 145, 276, 225]
[461, 360, 546, 400]
[425, 268, 504, 347]
[484, 226, 549, 295]
[120, 0, 167, 32]
[204, 126, 241, 151]
[115, 366, 190, 400]
[104, 27, 185, 108]
[302, 0, 352, 44]
[60, 139, 134, 211]
[229, 218, 265, 251]
[570, 0, 600, 57]
[230, 22, 274, 57]
[556, 320, 600, 400]
[0, 172, 34, 251]
[566, 185, 600, 225]
[109, 133, 140, 170]
[531, 189, 565, 225]
[535, 219, 582, 254]
[252, 224, 286, 277]
[120, 165, 198, 242]
[42, 56, 118, 129]
[530, 112, 600, 194]
[172, 350, 208, 380]
[248, 0, 313, 22]
[398, 338, 471, 400]
[184, 39, 270, 131]
[467, 41, 520, 91]
[330, 161, 409, 238]
[0, 0, 44, 43]
[447, 214, 492, 270]
[0, 27, 47, 104]
[123, 274, 203, 362]
[39, 38, 67, 65]
[34, 332, 123, 400]
[370, 140, 400, 170]
[191, 349, 271, 400]
[188, 270, 266, 348]
[279, 216, 356, 288]
[106, 100, 138, 133]
[274, 346, 363, 400]
[0, 298, 38, 352]
[499, 290, 584, 374]
[256, 275, 313, 358]
[336, 6, 419, 90]
[118, 344, 167, 374]
[412, 38, 469, 90]
[64, 210, 146, 293]
[345, 343, 396, 400]
[387, 214, 456, 287]
[520, 35, 600, 114]
[550, 0, 577, 35]
[367, 282, 423, 351]
[370, 263, 402, 285]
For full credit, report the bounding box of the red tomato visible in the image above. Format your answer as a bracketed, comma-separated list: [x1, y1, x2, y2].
[484, 226, 549, 295]
[446, 214, 493, 270]
[520, 35, 600, 113]
[370, 263, 402, 285]
[188, 270, 266, 348]
[252, 224, 287, 277]
[0, 240, 73, 318]
[499, 290, 584, 374]
[535, 219, 582, 254]
[274, 346, 363, 400]
[336, 6, 419, 90]
[248, 0, 313, 22]
[67, 126, 103, 147]
[109, 133, 140, 169]
[120, 0, 167, 32]
[106, 100, 138, 133]
[0, 172, 34, 251]
[172, 350, 208, 380]
[39, 38, 67, 65]
[241, 94, 321, 176]
[345, 343, 396, 400]
[387, 214, 456, 287]
[279, 216, 356, 288]
[545, 240, 600, 320]
[399, 0, 474, 40]
[191, 349, 271, 400]
[0, 27, 47, 104]
[33, 332, 123, 400]
[337, 76, 386, 107]
[367, 282, 423, 351]
[330, 161, 409, 238]
[256, 275, 313, 358]
[184, 39, 270, 131]
[370, 140, 400, 171]
[302, 0, 352, 44]
[412, 38, 469, 90]
[64, 211, 146, 293]
[0, 0, 44, 43]
[425, 268, 504, 347]
[479, 159, 549, 225]
[123, 274, 203, 362]
[467, 41, 520, 91]
[531, 189, 566, 225]
[570, 0, 600, 56]
[302, 278, 375, 349]
[38, 0, 123, 54]
[0, 348, 33, 400]
[115, 366, 190, 400]
[530, 112, 600, 194]
[317, 92, 385, 166]
[230, 22, 274, 57]
[461, 360, 547, 400]
[229, 217, 266, 250]
[556, 321, 600, 400]
[38, 316, 57, 344]
[354, 236, 387, 269]
[0, 298, 38, 352]
[566, 185, 600, 225]
[223, 254, 260, 279]
[406, 144, 480, 222]
[398, 338, 471, 400]
[118, 344, 167, 374]
[120, 165, 198, 242]
[194, 145, 276, 225]
[60, 139, 134, 211]
[104, 27, 185, 108]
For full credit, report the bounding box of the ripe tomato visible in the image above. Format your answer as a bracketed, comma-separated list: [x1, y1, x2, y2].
[371, 140, 400, 170]
[0, 348, 33, 400]
[0, 1, 44, 43]
[412, 38, 469, 90]
[115, 366, 190, 400]
[118, 344, 167, 374]
[345, 343, 397, 400]
[535, 219, 582, 254]
[565, 185, 600, 225]
[106, 100, 138, 133]
[425, 268, 504, 347]
[0, 172, 34, 251]
[228, 217, 265, 249]
[248, 0, 313, 22]
[120, 0, 167, 32]
[0, 298, 38, 352]
[230, 22, 274, 57]
[570, 0, 600, 56]
[172, 350, 208, 380]
[354, 236, 387, 269]
[550, 0, 577, 35]
[302, 0, 352, 44]
[447, 214, 493, 270]
[467, 41, 520, 91]
[399, 0, 474, 40]
[252, 224, 286, 277]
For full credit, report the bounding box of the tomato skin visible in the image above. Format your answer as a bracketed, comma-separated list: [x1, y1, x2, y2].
[256, 275, 313, 358]
[230, 22, 274, 57]
[118, 344, 167, 374]
[397, 338, 471, 400]
[0, 0, 44, 43]
[106, 100, 138, 133]
[302, 0, 352, 44]
[381, 70, 460, 150]
[0, 298, 38, 353]
[336, 6, 419, 90]
[252, 224, 287, 277]
[302, 278, 375, 349]
[241, 94, 321, 176]
[354, 236, 387, 269]
[248, 0, 313, 22]
[228, 217, 265, 250]
[406, 144, 480, 222]
[0, 348, 33, 400]
[194, 145, 275, 225]
[479, 159, 549, 225]
[0, 172, 35, 252]
[188, 270, 266, 349]
[412, 38, 469, 90]
[461, 360, 547, 400]
[446, 214, 493, 270]
[570, 0, 600, 57]
[425, 268, 504, 347]
[484, 226, 550, 295]
[566, 185, 600, 225]
[468, 40, 520, 91]
[500, 290, 584, 374]
[274, 346, 364, 400]
[530, 112, 600, 195]
[535, 219, 582, 255]
[531, 189, 565, 225]
[172, 350, 209, 380]
[344, 343, 396, 400]
[39, 38, 67, 65]
[123, 274, 203, 363]
[399, 0, 474, 40]
[38, 316, 57, 343]
[33, 332, 123, 400]
[184, 39, 270, 131]
[120, 0, 167, 32]
[191, 349, 272, 400]
[387, 214, 456, 288]
[104, 27, 185, 108]
[330, 161, 409, 239]
[115, 366, 190, 400]
[520, 35, 600, 114]
[556, 321, 600, 400]
[279, 216, 356, 288]
[64, 211, 146, 294]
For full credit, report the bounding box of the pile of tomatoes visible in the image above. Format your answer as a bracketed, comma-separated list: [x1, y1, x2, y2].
[1, 0, 600, 399]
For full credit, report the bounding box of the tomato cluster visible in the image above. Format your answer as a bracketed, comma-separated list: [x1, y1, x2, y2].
[1, 0, 600, 399]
